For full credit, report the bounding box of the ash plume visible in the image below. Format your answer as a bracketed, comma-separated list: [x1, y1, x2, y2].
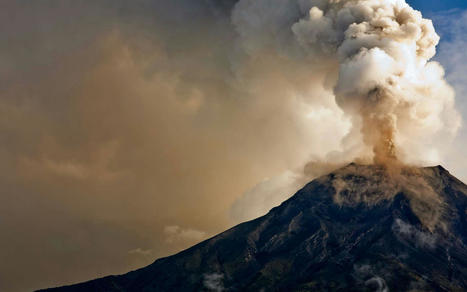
[0, 1, 464, 290]
[233, 0, 461, 165]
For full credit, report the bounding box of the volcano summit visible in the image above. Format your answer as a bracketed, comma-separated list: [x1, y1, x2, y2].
[42, 163, 467, 291]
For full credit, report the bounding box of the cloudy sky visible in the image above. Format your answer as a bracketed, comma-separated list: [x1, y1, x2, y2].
[0, 1, 466, 291]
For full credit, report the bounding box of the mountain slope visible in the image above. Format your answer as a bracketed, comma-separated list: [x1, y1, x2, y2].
[41, 163, 467, 291]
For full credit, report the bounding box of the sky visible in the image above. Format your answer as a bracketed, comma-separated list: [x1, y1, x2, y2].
[408, 0, 467, 12]
[411, 1, 467, 181]
[1, 1, 467, 291]
[405, 0, 467, 179]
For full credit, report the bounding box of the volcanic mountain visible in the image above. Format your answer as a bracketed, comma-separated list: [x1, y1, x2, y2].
[41, 163, 467, 291]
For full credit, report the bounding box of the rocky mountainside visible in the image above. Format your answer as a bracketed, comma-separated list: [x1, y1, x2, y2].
[41, 163, 467, 291]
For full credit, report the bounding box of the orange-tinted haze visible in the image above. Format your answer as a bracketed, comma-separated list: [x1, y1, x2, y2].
[0, 1, 463, 291]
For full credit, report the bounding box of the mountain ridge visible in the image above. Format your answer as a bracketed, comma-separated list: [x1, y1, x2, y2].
[40, 163, 467, 291]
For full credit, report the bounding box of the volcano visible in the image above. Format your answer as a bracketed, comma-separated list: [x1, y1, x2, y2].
[41, 163, 467, 291]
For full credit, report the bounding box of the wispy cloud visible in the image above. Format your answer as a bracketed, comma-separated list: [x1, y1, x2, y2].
[163, 225, 207, 244]
[128, 248, 153, 257]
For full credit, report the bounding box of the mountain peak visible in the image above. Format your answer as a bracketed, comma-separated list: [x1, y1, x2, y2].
[314, 163, 456, 231]
[42, 164, 467, 291]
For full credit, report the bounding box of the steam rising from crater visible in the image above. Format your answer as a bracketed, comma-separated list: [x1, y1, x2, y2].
[233, 0, 461, 164]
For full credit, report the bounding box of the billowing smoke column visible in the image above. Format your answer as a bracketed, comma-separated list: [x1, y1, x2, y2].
[233, 0, 461, 165]
[293, 0, 449, 164]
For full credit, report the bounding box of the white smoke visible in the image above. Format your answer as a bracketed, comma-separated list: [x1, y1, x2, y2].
[203, 273, 225, 292]
[353, 264, 389, 292]
[2, 1, 463, 289]
[233, 0, 461, 165]
[392, 218, 437, 249]
[365, 276, 389, 292]
[163, 225, 207, 244]
[229, 0, 462, 221]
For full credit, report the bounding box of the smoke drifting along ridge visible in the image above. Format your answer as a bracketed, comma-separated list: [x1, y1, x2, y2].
[233, 0, 461, 164]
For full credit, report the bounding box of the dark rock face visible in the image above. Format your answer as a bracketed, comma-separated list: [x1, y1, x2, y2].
[40, 164, 467, 291]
